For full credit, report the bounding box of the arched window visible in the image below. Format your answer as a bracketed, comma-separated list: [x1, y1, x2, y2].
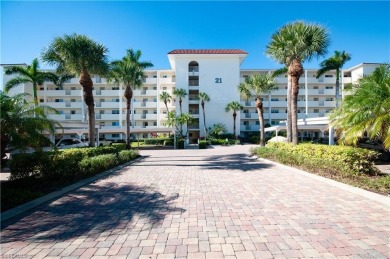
[188, 61, 199, 73]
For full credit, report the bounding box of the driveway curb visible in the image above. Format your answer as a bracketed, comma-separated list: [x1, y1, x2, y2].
[1, 156, 144, 222]
[254, 156, 390, 206]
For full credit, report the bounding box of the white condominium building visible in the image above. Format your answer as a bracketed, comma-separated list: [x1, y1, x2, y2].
[1, 49, 380, 142]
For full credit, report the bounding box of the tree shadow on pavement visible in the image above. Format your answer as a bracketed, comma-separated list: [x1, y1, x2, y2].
[1, 182, 184, 243]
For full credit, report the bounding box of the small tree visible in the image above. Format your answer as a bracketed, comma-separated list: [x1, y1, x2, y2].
[225, 101, 244, 138]
[160, 91, 172, 114]
[196, 92, 210, 139]
[208, 123, 228, 139]
[238, 73, 276, 146]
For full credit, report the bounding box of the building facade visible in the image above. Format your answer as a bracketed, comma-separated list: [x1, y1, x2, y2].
[1, 50, 380, 142]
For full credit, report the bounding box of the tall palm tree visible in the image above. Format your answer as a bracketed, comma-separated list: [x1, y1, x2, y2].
[173, 88, 187, 136]
[196, 92, 210, 138]
[225, 101, 244, 137]
[173, 88, 187, 115]
[316, 50, 351, 108]
[238, 73, 276, 146]
[4, 58, 57, 106]
[331, 64, 390, 149]
[1, 91, 59, 159]
[266, 20, 330, 145]
[107, 49, 153, 149]
[160, 91, 172, 114]
[42, 33, 109, 147]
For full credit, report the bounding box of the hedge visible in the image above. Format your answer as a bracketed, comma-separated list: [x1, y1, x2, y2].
[144, 138, 171, 145]
[199, 140, 208, 149]
[251, 142, 380, 176]
[9, 146, 138, 181]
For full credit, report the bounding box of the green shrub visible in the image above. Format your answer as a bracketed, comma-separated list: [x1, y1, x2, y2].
[79, 154, 118, 176]
[112, 143, 126, 149]
[9, 145, 138, 181]
[118, 150, 139, 162]
[251, 142, 380, 176]
[199, 140, 208, 149]
[144, 138, 170, 145]
[163, 139, 174, 146]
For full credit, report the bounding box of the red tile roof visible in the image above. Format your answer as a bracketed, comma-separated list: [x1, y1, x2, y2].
[168, 49, 248, 55]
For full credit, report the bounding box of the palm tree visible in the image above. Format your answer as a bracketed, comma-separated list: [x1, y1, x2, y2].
[52, 73, 75, 90]
[1, 91, 59, 159]
[173, 88, 187, 115]
[107, 49, 153, 149]
[160, 91, 172, 114]
[331, 64, 390, 149]
[238, 73, 276, 146]
[4, 58, 57, 106]
[225, 101, 244, 137]
[316, 50, 351, 108]
[196, 92, 210, 138]
[173, 88, 187, 136]
[266, 20, 330, 145]
[42, 33, 109, 147]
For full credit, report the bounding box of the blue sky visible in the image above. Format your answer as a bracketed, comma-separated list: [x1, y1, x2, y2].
[1, 1, 389, 72]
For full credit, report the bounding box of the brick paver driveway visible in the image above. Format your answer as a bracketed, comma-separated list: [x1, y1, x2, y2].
[1, 145, 389, 258]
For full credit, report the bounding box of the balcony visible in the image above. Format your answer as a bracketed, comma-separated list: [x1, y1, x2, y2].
[134, 114, 158, 120]
[96, 114, 120, 120]
[133, 90, 157, 96]
[95, 102, 120, 108]
[143, 78, 157, 84]
[188, 124, 199, 129]
[94, 90, 119, 96]
[160, 78, 175, 84]
[240, 125, 260, 131]
[133, 102, 157, 108]
[189, 80, 199, 86]
[44, 90, 66, 96]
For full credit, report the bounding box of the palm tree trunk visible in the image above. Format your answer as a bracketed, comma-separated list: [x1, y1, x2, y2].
[291, 75, 299, 145]
[202, 102, 207, 139]
[80, 71, 95, 147]
[124, 86, 133, 149]
[289, 60, 304, 145]
[335, 69, 340, 108]
[33, 83, 39, 107]
[287, 75, 292, 142]
[233, 112, 237, 137]
[179, 98, 183, 137]
[256, 98, 265, 146]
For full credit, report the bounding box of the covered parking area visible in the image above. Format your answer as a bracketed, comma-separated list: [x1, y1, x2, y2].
[265, 117, 335, 144]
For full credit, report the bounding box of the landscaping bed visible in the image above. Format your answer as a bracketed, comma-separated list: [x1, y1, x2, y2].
[1, 146, 139, 212]
[251, 142, 390, 195]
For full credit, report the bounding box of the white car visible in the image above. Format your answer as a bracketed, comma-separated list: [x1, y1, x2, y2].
[56, 138, 89, 149]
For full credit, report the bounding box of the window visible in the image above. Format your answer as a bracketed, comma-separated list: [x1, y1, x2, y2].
[112, 110, 120, 114]
[39, 99, 44, 103]
[314, 98, 319, 101]
[112, 134, 119, 138]
[162, 75, 168, 78]
[71, 87, 76, 90]
[153, 122, 157, 126]
[314, 109, 319, 113]
[271, 109, 279, 113]
[163, 87, 167, 90]
[153, 110, 157, 114]
[96, 77, 101, 83]
[40, 87, 44, 90]
[313, 86, 319, 89]
[326, 97, 334, 101]
[271, 98, 279, 101]
[325, 86, 333, 89]
[153, 98, 157, 102]
[256, 121, 260, 125]
[153, 75, 157, 78]
[55, 99, 63, 102]
[71, 99, 76, 102]
[325, 75, 333, 78]
[71, 110, 75, 114]
[112, 98, 120, 102]
[112, 122, 119, 126]
[112, 87, 119, 90]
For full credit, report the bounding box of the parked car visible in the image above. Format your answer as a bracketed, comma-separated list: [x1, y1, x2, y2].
[98, 138, 112, 146]
[56, 138, 88, 149]
[358, 138, 390, 161]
